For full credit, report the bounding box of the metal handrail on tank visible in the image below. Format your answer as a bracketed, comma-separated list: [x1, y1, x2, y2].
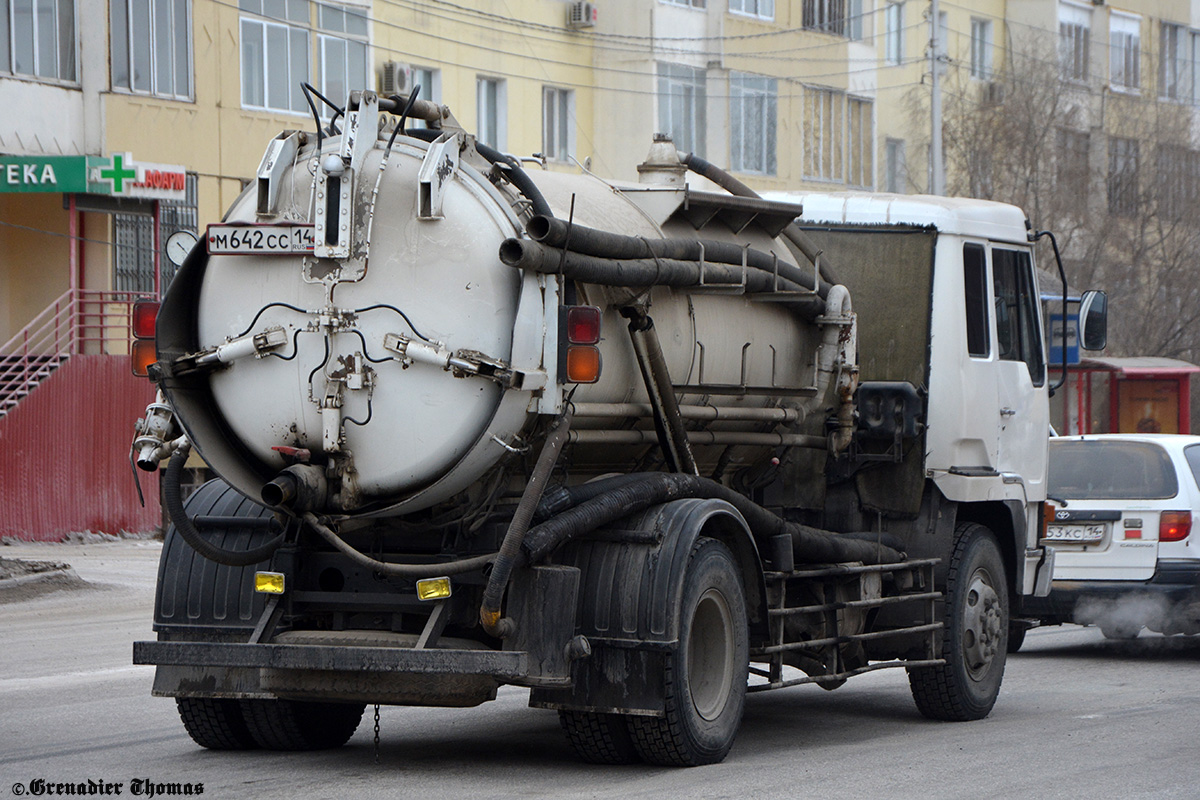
[0, 288, 155, 417]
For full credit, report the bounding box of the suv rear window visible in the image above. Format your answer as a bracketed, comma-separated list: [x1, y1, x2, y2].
[1049, 440, 1178, 499]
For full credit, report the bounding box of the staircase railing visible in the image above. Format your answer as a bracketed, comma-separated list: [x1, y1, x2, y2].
[0, 289, 155, 416]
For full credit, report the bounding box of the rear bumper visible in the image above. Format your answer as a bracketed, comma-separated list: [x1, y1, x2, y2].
[133, 640, 569, 706]
[1020, 561, 1200, 623]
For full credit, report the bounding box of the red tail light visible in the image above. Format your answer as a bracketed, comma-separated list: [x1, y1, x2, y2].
[132, 301, 159, 340]
[1160, 511, 1192, 542]
[566, 306, 601, 344]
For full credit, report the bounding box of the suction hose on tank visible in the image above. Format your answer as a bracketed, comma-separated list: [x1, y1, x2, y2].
[300, 512, 497, 577]
[526, 214, 829, 301]
[163, 445, 287, 567]
[479, 412, 572, 639]
[521, 473, 906, 567]
[679, 152, 843, 289]
[500, 238, 824, 318]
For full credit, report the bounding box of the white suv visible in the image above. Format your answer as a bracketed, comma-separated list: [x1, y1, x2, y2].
[1020, 434, 1200, 642]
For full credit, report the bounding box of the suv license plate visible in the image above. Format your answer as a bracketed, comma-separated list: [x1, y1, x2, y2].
[207, 224, 315, 255]
[1044, 523, 1105, 544]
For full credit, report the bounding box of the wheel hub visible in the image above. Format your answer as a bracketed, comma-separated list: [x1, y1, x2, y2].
[961, 570, 1002, 678]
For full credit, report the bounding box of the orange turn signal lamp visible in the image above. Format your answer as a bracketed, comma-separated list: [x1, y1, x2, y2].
[560, 305, 601, 384]
[131, 300, 159, 377]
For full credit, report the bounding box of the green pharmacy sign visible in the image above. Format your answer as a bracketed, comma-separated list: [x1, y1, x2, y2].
[0, 156, 89, 193]
[0, 153, 186, 200]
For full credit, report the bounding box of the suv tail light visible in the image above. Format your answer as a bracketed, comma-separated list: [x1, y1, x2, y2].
[1160, 511, 1192, 542]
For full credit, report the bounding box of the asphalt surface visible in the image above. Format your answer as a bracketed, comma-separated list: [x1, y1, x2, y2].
[2, 539, 1199, 799]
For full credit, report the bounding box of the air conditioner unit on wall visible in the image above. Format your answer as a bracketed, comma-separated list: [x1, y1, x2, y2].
[379, 61, 412, 96]
[568, 1, 597, 29]
[984, 81, 1005, 106]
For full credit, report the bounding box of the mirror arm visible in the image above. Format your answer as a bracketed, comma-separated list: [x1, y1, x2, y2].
[1033, 229, 1068, 396]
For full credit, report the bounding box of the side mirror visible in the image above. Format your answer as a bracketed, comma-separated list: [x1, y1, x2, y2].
[1079, 290, 1107, 351]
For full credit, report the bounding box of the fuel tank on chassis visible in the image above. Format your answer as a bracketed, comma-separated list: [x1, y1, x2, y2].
[167, 132, 827, 516]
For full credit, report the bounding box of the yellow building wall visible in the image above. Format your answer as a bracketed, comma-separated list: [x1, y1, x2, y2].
[0, 194, 71, 343]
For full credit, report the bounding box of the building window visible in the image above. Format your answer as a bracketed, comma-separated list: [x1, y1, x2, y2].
[885, 138, 905, 192]
[1160, 22, 1189, 101]
[805, 86, 843, 181]
[1056, 128, 1089, 191]
[408, 66, 439, 128]
[1058, 3, 1090, 83]
[730, 0, 772, 20]
[847, 96, 873, 188]
[477, 76, 506, 150]
[1156, 145, 1200, 220]
[730, 72, 777, 175]
[661, 0, 705, 8]
[970, 18, 992, 79]
[657, 62, 707, 157]
[542, 87, 574, 162]
[114, 172, 198, 293]
[240, 0, 310, 114]
[1, 0, 76, 81]
[111, 0, 192, 100]
[884, 3, 903, 65]
[804, 0, 844, 36]
[1109, 12, 1140, 91]
[1107, 136, 1139, 216]
[847, 0, 863, 41]
[239, 1, 366, 115]
[316, 3, 367, 113]
[158, 172, 198, 289]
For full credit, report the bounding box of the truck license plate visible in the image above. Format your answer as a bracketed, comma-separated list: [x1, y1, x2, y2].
[206, 224, 315, 255]
[1043, 523, 1105, 544]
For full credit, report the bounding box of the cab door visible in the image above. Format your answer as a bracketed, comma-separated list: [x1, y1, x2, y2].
[991, 246, 1049, 497]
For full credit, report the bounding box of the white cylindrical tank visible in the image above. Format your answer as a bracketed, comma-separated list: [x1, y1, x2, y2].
[162, 122, 831, 516]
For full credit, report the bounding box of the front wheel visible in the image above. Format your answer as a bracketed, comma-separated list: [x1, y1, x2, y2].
[629, 537, 749, 766]
[909, 523, 1008, 721]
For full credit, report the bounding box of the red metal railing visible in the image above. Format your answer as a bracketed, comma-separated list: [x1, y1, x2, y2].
[0, 289, 154, 417]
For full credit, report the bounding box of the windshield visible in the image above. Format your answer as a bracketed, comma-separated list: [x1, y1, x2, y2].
[1048, 440, 1178, 500]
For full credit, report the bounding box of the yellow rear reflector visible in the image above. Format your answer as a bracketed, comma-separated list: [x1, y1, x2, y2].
[416, 577, 452, 601]
[254, 571, 286, 594]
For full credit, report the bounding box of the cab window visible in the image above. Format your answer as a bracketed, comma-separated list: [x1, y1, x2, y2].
[992, 248, 1045, 386]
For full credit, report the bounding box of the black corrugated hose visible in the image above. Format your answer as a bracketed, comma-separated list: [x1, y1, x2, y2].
[480, 412, 573, 638]
[521, 473, 906, 567]
[163, 445, 286, 566]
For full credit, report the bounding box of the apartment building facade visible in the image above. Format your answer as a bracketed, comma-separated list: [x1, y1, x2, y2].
[3, 0, 1200, 536]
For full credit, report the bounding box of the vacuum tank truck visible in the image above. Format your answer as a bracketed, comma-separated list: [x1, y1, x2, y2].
[131, 89, 1102, 765]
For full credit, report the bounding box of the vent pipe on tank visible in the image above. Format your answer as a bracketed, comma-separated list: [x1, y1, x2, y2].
[637, 134, 687, 186]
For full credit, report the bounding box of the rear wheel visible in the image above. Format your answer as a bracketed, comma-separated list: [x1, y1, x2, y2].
[176, 698, 258, 750]
[909, 523, 1008, 721]
[629, 538, 748, 766]
[559, 711, 640, 764]
[240, 699, 365, 750]
[1100, 624, 1140, 641]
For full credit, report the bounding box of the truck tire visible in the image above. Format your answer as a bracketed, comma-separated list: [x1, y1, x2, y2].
[558, 711, 640, 764]
[629, 537, 748, 766]
[239, 699, 365, 750]
[176, 698, 258, 750]
[908, 523, 1008, 721]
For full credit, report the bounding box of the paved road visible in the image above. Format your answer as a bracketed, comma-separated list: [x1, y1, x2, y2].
[2, 540, 1199, 799]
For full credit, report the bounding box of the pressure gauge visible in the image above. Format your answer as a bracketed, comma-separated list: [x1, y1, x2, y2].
[166, 230, 199, 268]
